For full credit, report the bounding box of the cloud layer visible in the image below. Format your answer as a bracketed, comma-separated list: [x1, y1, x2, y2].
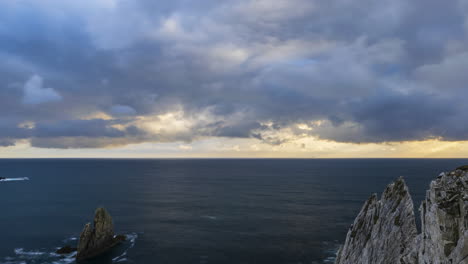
[22, 75, 62, 105]
[1, 0, 468, 149]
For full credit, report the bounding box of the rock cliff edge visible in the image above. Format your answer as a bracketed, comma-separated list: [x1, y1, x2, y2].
[335, 167, 468, 264]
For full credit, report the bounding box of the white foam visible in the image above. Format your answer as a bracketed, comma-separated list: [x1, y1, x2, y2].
[4, 247, 75, 264]
[127, 233, 138, 247]
[321, 241, 340, 263]
[112, 233, 138, 263]
[0, 261, 27, 264]
[4, 233, 138, 264]
[0, 177, 29, 182]
[201, 215, 218, 220]
[14, 248, 44, 256]
[50, 254, 76, 264]
[62, 236, 78, 243]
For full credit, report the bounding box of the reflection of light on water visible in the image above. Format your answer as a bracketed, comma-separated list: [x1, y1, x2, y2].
[1, 233, 138, 264]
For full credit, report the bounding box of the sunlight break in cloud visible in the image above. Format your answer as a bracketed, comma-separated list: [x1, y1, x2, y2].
[0, 0, 468, 157]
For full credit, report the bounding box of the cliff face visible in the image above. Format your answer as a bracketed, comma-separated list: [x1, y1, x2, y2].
[335, 177, 418, 264]
[335, 167, 468, 264]
[419, 169, 468, 264]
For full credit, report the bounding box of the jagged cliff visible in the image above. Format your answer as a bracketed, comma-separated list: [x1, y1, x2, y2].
[419, 168, 468, 263]
[334, 177, 418, 264]
[335, 167, 468, 264]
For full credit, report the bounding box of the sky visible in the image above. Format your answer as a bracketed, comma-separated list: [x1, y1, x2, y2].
[1, 0, 468, 158]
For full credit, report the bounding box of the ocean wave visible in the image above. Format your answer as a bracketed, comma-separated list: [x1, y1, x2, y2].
[201, 215, 218, 220]
[1, 233, 138, 264]
[61, 237, 77, 244]
[0, 177, 29, 182]
[112, 233, 138, 263]
[14, 248, 45, 256]
[321, 241, 340, 263]
[0, 247, 75, 264]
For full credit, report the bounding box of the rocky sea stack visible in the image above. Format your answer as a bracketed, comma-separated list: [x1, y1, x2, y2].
[335, 167, 468, 264]
[75, 207, 126, 261]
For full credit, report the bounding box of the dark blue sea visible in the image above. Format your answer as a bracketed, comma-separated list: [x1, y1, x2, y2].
[1, 159, 467, 264]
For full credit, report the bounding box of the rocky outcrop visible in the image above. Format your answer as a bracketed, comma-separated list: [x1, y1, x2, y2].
[336, 167, 468, 264]
[55, 245, 77, 255]
[76, 208, 126, 261]
[335, 177, 418, 264]
[419, 169, 468, 264]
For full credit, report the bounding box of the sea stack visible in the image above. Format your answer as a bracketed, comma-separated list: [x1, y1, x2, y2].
[76, 207, 126, 261]
[335, 167, 468, 264]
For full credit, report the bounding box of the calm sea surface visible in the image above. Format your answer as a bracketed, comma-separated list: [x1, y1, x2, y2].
[1, 159, 467, 264]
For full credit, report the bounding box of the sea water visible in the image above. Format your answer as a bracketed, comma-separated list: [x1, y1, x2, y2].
[1, 158, 467, 264]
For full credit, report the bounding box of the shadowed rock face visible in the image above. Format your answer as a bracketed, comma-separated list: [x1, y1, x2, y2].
[76, 208, 125, 261]
[335, 168, 468, 264]
[55, 245, 77, 254]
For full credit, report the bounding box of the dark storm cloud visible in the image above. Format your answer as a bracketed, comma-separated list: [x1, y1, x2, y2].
[1, 0, 468, 148]
[33, 119, 126, 138]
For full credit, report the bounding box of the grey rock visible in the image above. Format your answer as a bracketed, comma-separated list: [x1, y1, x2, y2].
[419, 170, 468, 264]
[335, 167, 468, 264]
[335, 177, 418, 264]
[76, 207, 126, 261]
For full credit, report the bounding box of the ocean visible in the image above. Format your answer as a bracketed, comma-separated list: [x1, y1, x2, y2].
[1, 158, 467, 264]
